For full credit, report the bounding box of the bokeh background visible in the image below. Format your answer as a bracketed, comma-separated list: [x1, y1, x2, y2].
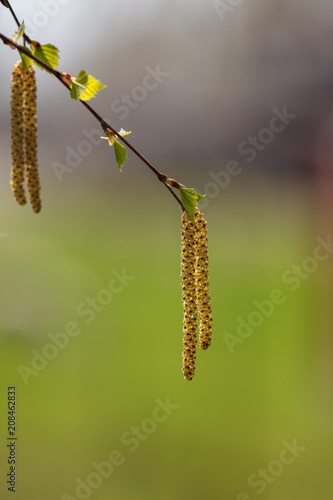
[1, 1, 333, 498]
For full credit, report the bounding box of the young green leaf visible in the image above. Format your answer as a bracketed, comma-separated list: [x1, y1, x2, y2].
[73, 70, 88, 86]
[101, 128, 131, 169]
[70, 70, 88, 100]
[11, 21, 25, 43]
[69, 70, 106, 101]
[31, 43, 59, 71]
[179, 186, 205, 219]
[79, 74, 107, 101]
[20, 47, 34, 70]
[113, 141, 127, 171]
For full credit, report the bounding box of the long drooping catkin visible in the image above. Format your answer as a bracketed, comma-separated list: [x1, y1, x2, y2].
[23, 65, 41, 213]
[181, 211, 197, 381]
[194, 208, 212, 350]
[10, 61, 27, 206]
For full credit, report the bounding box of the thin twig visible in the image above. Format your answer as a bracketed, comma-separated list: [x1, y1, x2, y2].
[4, 0, 32, 45]
[0, 18, 185, 211]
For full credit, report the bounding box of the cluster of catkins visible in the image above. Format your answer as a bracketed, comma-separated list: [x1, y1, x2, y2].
[181, 207, 212, 380]
[10, 61, 41, 213]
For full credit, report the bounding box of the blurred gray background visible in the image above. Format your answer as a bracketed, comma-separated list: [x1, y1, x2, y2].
[1, 0, 333, 181]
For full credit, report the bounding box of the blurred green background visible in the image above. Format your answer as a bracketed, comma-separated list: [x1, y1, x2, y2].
[1, 1, 333, 499]
[1, 174, 332, 499]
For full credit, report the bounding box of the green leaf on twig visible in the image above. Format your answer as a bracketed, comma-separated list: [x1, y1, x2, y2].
[31, 43, 59, 69]
[114, 141, 127, 171]
[70, 70, 88, 100]
[70, 70, 106, 101]
[20, 47, 34, 70]
[80, 74, 106, 101]
[101, 129, 131, 171]
[179, 186, 205, 219]
[11, 21, 25, 43]
[16, 40, 58, 71]
[31, 43, 59, 71]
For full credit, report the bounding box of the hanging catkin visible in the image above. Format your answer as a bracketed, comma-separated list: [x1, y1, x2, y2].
[180, 207, 212, 380]
[194, 208, 212, 350]
[10, 61, 27, 206]
[181, 211, 197, 381]
[23, 64, 41, 213]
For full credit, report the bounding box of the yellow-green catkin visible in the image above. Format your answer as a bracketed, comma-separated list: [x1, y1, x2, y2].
[194, 208, 212, 350]
[23, 64, 41, 213]
[181, 211, 197, 381]
[10, 61, 27, 206]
